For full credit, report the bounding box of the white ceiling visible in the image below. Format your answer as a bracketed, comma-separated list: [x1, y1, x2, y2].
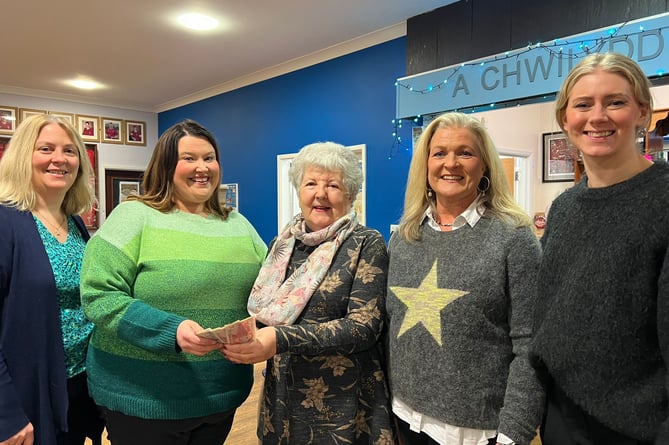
[0, 1, 458, 113]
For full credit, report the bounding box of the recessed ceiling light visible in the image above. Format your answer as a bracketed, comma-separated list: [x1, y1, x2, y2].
[177, 13, 219, 31]
[67, 79, 102, 90]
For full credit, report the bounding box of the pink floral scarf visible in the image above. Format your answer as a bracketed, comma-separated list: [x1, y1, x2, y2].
[247, 211, 358, 325]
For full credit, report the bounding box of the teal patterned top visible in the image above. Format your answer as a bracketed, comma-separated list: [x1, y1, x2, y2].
[34, 215, 92, 378]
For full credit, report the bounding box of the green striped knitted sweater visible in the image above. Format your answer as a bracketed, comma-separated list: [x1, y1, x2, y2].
[80, 201, 267, 420]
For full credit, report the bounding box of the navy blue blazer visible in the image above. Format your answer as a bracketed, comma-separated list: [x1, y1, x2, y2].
[0, 205, 89, 444]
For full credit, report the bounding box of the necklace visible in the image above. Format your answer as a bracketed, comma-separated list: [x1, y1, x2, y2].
[34, 210, 67, 237]
[438, 222, 453, 227]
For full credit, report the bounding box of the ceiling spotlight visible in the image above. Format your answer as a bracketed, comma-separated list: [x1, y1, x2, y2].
[67, 79, 102, 90]
[177, 13, 219, 31]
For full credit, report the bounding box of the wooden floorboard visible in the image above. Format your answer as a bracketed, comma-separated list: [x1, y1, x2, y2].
[225, 363, 263, 445]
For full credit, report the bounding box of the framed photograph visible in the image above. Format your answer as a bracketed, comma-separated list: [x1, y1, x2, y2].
[48, 111, 75, 125]
[101, 117, 123, 144]
[0, 106, 18, 135]
[81, 144, 99, 230]
[19, 108, 46, 123]
[125, 120, 146, 146]
[76, 114, 100, 142]
[104, 169, 144, 216]
[219, 183, 238, 211]
[542, 132, 576, 183]
[0, 136, 10, 160]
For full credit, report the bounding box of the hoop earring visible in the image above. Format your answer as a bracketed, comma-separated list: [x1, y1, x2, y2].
[477, 176, 490, 194]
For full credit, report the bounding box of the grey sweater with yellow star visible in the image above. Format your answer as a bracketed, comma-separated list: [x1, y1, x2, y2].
[386, 217, 544, 445]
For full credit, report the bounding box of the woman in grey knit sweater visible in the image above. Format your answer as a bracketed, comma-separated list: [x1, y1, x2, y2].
[530, 53, 667, 445]
[387, 112, 543, 445]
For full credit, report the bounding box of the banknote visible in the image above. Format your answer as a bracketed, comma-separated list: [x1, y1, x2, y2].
[196, 316, 256, 344]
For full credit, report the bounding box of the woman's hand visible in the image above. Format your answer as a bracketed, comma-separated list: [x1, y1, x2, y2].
[0, 422, 34, 445]
[222, 326, 277, 364]
[176, 320, 223, 356]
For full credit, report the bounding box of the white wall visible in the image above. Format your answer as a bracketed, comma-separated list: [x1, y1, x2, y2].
[0, 93, 156, 226]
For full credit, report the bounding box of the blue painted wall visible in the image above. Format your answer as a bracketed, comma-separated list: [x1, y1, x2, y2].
[158, 38, 413, 244]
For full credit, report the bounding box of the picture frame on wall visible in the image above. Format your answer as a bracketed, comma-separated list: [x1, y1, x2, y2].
[19, 108, 46, 123]
[125, 120, 146, 146]
[219, 183, 238, 211]
[48, 111, 75, 125]
[76, 114, 100, 142]
[0, 106, 18, 135]
[542, 131, 576, 183]
[101, 117, 124, 144]
[104, 169, 144, 217]
[82, 144, 99, 230]
[0, 136, 10, 160]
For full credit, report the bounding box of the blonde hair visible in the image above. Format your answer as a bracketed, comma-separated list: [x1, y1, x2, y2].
[0, 114, 95, 215]
[555, 53, 653, 132]
[397, 112, 531, 242]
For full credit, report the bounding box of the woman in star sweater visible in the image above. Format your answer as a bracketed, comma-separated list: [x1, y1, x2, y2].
[387, 112, 543, 445]
[80, 120, 266, 445]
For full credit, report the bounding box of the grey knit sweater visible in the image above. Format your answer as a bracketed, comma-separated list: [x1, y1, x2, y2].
[530, 161, 669, 443]
[387, 217, 544, 445]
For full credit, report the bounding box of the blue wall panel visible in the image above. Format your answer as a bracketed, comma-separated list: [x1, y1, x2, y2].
[159, 38, 413, 244]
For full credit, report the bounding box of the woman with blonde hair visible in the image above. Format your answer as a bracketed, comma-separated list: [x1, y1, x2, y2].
[531, 53, 664, 445]
[0, 114, 103, 445]
[387, 112, 543, 445]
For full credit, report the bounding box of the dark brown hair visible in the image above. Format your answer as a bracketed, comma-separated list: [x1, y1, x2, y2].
[128, 119, 229, 219]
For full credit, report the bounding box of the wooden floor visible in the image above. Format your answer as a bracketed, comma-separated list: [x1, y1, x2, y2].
[85, 363, 264, 445]
[226, 363, 263, 445]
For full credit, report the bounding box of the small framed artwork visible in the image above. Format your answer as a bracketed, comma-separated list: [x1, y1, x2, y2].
[542, 131, 576, 183]
[48, 111, 75, 125]
[19, 108, 46, 123]
[219, 183, 238, 211]
[104, 169, 144, 216]
[82, 144, 99, 230]
[76, 115, 100, 142]
[0, 136, 10, 160]
[125, 120, 146, 146]
[0, 106, 18, 135]
[101, 117, 123, 144]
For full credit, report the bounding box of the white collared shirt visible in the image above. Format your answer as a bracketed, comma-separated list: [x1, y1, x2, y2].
[422, 195, 486, 232]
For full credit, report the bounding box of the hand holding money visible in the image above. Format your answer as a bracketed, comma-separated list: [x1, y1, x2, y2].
[196, 316, 256, 344]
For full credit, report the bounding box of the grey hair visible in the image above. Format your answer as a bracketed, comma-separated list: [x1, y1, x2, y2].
[288, 141, 363, 200]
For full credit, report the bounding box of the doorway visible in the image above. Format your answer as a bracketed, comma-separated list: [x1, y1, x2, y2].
[499, 153, 530, 216]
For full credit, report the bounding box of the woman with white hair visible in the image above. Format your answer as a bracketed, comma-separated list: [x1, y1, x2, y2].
[224, 141, 395, 444]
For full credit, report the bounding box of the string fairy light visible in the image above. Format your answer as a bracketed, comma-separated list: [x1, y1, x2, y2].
[387, 19, 668, 159]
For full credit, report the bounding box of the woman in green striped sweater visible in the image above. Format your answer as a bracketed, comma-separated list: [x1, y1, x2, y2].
[80, 120, 267, 445]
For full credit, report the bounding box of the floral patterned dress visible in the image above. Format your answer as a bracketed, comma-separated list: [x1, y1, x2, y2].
[258, 225, 395, 445]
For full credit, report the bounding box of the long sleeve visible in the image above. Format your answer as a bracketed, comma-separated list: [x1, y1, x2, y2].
[81, 201, 266, 420]
[0, 207, 68, 443]
[653, 241, 669, 444]
[498, 227, 544, 444]
[80, 203, 184, 354]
